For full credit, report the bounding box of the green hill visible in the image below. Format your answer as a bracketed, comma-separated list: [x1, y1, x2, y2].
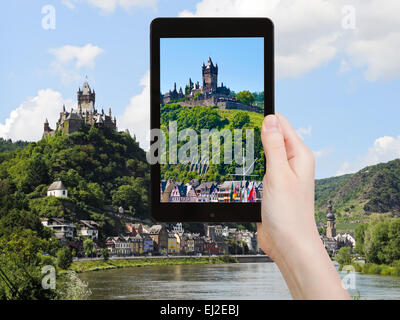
[0, 126, 150, 239]
[160, 103, 265, 183]
[315, 158, 400, 232]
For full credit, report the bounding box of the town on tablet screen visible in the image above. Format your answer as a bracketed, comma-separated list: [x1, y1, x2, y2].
[160, 37, 264, 203]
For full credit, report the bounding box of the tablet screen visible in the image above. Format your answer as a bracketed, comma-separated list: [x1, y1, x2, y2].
[159, 37, 264, 203]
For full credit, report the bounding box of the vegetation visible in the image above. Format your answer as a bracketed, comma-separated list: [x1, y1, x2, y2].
[68, 256, 238, 273]
[252, 91, 264, 109]
[57, 247, 73, 269]
[83, 239, 95, 258]
[352, 262, 400, 277]
[236, 91, 255, 106]
[314, 159, 400, 232]
[335, 247, 352, 267]
[0, 138, 28, 153]
[0, 127, 150, 299]
[353, 214, 400, 264]
[160, 103, 264, 184]
[101, 248, 109, 261]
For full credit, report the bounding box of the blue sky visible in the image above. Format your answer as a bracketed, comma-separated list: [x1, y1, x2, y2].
[161, 37, 264, 93]
[1, 0, 400, 179]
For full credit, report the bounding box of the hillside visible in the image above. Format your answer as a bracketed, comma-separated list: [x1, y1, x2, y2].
[0, 126, 150, 240]
[160, 103, 265, 183]
[0, 138, 29, 153]
[315, 158, 400, 232]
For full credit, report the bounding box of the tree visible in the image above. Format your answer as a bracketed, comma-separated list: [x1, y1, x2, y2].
[83, 238, 95, 258]
[101, 248, 109, 261]
[112, 185, 140, 213]
[57, 247, 73, 269]
[335, 247, 352, 267]
[354, 223, 368, 255]
[236, 91, 255, 106]
[232, 112, 250, 128]
[388, 219, 400, 262]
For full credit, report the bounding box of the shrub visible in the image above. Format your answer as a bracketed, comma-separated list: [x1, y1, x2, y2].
[57, 247, 73, 269]
[101, 248, 109, 261]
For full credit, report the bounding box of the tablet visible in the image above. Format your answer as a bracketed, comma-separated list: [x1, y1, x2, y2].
[150, 18, 274, 222]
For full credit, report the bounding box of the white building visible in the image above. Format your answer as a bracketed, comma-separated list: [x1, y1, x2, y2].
[47, 180, 68, 198]
[41, 217, 75, 240]
[78, 220, 99, 240]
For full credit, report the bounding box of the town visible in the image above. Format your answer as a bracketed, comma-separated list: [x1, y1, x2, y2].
[161, 179, 262, 203]
[42, 180, 355, 259]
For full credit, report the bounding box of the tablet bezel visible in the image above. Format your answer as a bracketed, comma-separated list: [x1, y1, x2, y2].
[150, 17, 274, 222]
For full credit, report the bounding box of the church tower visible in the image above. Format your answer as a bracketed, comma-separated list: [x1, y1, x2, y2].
[202, 57, 218, 93]
[77, 80, 95, 113]
[326, 200, 336, 238]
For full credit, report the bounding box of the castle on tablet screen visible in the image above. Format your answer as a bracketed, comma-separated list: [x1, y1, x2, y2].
[161, 57, 262, 113]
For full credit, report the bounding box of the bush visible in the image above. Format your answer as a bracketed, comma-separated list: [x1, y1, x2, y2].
[57, 247, 73, 269]
[101, 248, 109, 261]
[335, 247, 352, 266]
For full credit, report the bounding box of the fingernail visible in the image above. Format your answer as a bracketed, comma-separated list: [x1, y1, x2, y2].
[263, 115, 278, 132]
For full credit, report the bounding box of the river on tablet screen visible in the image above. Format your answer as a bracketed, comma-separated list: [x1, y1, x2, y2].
[78, 262, 400, 300]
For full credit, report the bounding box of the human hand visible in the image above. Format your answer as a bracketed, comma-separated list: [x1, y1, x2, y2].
[257, 113, 350, 300]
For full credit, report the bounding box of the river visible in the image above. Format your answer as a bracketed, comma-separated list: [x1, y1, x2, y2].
[78, 262, 400, 300]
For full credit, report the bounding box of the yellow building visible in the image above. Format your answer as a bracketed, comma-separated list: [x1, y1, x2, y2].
[168, 232, 180, 254]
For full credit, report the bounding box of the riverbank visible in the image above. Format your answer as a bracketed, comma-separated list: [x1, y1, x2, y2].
[340, 262, 400, 277]
[68, 255, 238, 273]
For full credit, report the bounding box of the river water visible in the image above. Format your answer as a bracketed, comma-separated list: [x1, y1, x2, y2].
[78, 262, 400, 300]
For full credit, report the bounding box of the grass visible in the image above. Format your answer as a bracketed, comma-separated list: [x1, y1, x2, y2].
[216, 109, 264, 128]
[67, 256, 238, 273]
[351, 262, 400, 277]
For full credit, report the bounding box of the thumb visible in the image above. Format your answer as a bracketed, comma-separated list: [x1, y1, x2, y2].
[261, 114, 290, 173]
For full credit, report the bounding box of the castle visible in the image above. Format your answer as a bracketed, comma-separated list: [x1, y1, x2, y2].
[43, 80, 117, 137]
[161, 57, 262, 113]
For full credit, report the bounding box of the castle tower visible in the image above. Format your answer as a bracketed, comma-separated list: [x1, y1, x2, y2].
[326, 200, 336, 238]
[77, 80, 95, 113]
[202, 57, 218, 93]
[44, 118, 50, 133]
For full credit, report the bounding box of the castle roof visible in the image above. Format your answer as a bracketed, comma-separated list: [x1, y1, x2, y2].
[48, 180, 67, 192]
[96, 115, 104, 124]
[82, 81, 91, 95]
[205, 57, 217, 69]
[66, 112, 83, 121]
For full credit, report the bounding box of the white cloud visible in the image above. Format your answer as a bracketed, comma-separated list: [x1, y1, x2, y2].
[338, 59, 351, 74]
[313, 146, 334, 159]
[48, 44, 104, 84]
[0, 90, 73, 142]
[296, 125, 312, 140]
[180, 0, 400, 81]
[62, 0, 76, 9]
[118, 71, 150, 150]
[63, 0, 157, 13]
[347, 33, 400, 81]
[336, 136, 400, 175]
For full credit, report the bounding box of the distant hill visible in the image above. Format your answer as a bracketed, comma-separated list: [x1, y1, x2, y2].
[315, 159, 400, 221]
[0, 138, 28, 153]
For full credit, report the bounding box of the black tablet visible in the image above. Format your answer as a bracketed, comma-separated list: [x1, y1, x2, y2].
[150, 18, 274, 222]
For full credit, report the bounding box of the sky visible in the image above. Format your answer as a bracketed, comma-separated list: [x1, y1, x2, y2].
[160, 37, 264, 94]
[1, 0, 400, 179]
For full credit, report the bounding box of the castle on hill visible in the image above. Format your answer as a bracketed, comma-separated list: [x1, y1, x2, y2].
[43, 80, 117, 137]
[161, 57, 262, 113]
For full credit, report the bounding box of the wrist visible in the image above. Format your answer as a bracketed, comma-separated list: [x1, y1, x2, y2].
[272, 228, 349, 299]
